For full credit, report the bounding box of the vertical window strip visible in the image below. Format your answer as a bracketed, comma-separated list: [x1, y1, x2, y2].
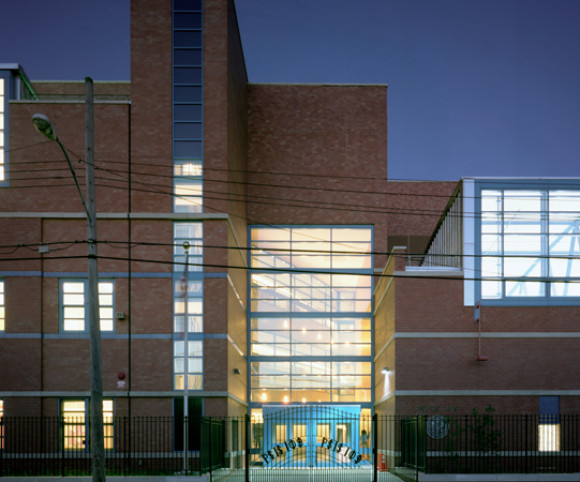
[0, 78, 5, 182]
[173, 0, 203, 213]
[173, 222, 204, 390]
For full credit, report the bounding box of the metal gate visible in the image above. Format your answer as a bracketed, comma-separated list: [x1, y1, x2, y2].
[247, 405, 373, 481]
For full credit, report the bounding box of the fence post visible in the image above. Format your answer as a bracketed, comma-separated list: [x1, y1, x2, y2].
[245, 414, 250, 482]
[372, 413, 378, 482]
[209, 418, 213, 479]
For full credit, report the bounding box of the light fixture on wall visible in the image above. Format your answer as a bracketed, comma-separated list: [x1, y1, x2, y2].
[381, 367, 390, 374]
[233, 368, 240, 375]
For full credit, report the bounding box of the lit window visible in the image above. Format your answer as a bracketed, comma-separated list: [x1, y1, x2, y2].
[174, 340, 203, 390]
[479, 186, 580, 300]
[173, 222, 204, 390]
[174, 160, 203, 213]
[62, 399, 114, 451]
[249, 226, 373, 403]
[538, 424, 560, 452]
[0, 279, 4, 331]
[61, 281, 115, 331]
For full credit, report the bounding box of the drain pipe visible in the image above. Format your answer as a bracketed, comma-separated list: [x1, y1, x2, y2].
[474, 301, 488, 362]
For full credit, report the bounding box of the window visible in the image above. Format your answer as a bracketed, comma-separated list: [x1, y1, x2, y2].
[173, 340, 203, 390]
[174, 160, 203, 213]
[0, 399, 3, 450]
[0, 280, 4, 331]
[62, 399, 114, 451]
[538, 396, 560, 452]
[173, 222, 204, 390]
[249, 226, 373, 404]
[0, 78, 5, 182]
[479, 185, 580, 301]
[61, 281, 114, 331]
[173, 0, 203, 214]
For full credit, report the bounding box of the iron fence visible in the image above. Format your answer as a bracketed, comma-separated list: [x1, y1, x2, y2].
[0, 413, 579, 479]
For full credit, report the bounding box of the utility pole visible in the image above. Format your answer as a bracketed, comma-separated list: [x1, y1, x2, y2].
[86, 77, 106, 482]
[31, 76, 105, 482]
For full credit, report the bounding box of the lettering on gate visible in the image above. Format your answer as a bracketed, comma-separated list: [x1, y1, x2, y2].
[320, 437, 362, 465]
[262, 437, 303, 464]
[261, 436, 362, 465]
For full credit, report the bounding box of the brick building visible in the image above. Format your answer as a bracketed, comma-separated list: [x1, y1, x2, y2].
[1, 0, 578, 463]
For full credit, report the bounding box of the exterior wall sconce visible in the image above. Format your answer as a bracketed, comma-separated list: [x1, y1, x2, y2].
[381, 367, 390, 374]
[233, 368, 240, 375]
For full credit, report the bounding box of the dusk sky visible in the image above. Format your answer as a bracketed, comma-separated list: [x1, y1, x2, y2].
[1, 0, 579, 181]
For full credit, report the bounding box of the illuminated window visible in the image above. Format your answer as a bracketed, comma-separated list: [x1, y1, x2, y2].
[249, 226, 373, 404]
[61, 281, 115, 331]
[173, 222, 204, 390]
[174, 340, 203, 390]
[538, 423, 560, 452]
[62, 399, 114, 451]
[0, 279, 4, 331]
[538, 396, 560, 452]
[174, 160, 203, 213]
[480, 186, 580, 300]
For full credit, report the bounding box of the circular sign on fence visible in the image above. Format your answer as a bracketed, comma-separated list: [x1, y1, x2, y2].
[426, 415, 449, 439]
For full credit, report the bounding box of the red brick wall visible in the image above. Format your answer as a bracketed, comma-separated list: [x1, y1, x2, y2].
[247, 84, 389, 266]
[130, 0, 173, 213]
[386, 265, 580, 415]
[4, 100, 130, 213]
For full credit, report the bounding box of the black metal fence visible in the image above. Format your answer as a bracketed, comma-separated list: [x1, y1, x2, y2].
[0, 413, 579, 478]
[424, 413, 580, 474]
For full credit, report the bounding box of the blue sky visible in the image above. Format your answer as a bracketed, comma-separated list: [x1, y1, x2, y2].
[1, 0, 579, 181]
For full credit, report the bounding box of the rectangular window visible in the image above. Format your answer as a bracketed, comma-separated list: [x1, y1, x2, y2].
[538, 396, 560, 452]
[62, 399, 114, 451]
[0, 280, 4, 331]
[173, 222, 204, 390]
[61, 280, 115, 332]
[479, 186, 580, 301]
[174, 160, 203, 213]
[173, 340, 203, 390]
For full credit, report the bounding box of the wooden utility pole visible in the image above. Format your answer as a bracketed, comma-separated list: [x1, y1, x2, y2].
[86, 77, 106, 482]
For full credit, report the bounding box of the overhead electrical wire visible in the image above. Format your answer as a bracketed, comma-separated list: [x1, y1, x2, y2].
[0, 238, 578, 262]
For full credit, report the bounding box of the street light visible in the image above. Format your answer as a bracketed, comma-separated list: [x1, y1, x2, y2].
[32, 78, 105, 482]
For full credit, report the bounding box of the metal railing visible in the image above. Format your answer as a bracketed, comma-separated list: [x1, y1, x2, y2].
[1, 413, 579, 478]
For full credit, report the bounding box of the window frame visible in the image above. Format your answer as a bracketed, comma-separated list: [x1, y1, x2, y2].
[248, 225, 374, 406]
[59, 279, 116, 332]
[475, 180, 580, 306]
[60, 399, 114, 452]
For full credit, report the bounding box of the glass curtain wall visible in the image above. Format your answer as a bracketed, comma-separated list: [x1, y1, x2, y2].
[480, 185, 580, 300]
[249, 226, 373, 407]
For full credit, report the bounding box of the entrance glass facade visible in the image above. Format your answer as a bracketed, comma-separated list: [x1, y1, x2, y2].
[249, 226, 373, 411]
